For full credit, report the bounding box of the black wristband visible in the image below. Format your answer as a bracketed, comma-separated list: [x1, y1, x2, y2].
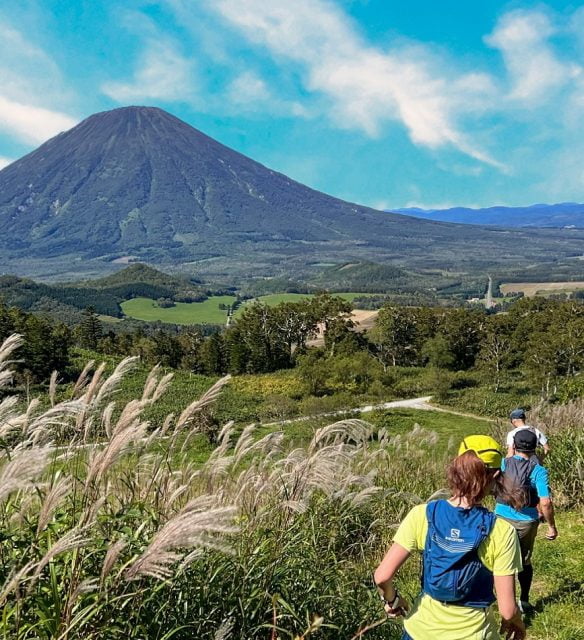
[381, 591, 400, 609]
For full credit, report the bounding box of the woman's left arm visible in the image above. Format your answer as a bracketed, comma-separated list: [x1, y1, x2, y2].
[373, 542, 411, 616]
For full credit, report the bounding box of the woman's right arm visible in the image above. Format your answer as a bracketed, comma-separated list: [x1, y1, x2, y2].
[374, 543, 411, 617]
[494, 574, 526, 640]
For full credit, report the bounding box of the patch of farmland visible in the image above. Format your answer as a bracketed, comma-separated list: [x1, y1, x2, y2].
[500, 281, 584, 297]
[121, 296, 236, 324]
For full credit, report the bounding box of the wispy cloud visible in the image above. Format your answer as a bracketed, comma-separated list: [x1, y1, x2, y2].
[0, 156, 13, 170]
[102, 38, 196, 103]
[485, 10, 582, 102]
[210, 0, 501, 167]
[0, 20, 77, 145]
[226, 70, 309, 117]
[0, 96, 75, 145]
[227, 71, 270, 105]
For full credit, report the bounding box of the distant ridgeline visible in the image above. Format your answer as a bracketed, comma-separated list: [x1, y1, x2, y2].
[0, 264, 210, 322]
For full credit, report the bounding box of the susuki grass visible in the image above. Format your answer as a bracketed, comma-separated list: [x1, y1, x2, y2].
[0, 333, 581, 639]
[0, 333, 444, 639]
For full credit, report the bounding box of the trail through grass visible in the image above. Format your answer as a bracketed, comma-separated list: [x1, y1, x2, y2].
[526, 511, 584, 639]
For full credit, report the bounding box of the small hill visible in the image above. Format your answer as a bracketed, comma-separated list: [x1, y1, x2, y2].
[0, 274, 122, 318]
[88, 264, 197, 289]
[0, 265, 210, 323]
[88, 263, 208, 303]
[310, 262, 412, 292]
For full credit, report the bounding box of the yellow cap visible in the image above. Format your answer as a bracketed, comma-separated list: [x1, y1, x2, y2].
[458, 435, 503, 469]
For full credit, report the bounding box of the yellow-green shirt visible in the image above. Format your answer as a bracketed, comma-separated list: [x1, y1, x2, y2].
[394, 502, 522, 640]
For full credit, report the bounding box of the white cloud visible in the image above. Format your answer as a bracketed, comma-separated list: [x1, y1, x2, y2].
[0, 156, 13, 169]
[210, 0, 501, 166]
[228, 71, 271, 104]
[485, 10, 582, 102]
[102, 38, 195, 102]
[0, 96, 76, 145]
[0, 20, 77, 146]
[226, 70, 310, 117]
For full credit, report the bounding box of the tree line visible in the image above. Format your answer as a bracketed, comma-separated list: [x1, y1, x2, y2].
[4, 294, 584, 403]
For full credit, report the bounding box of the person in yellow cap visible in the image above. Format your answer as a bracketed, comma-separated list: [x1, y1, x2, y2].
[374, 435, 526, 640]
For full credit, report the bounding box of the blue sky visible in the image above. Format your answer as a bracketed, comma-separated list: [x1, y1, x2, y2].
[1, 0, 584, 209]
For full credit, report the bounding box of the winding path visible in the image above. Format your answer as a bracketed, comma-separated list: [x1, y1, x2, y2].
[263, 396, 493, 427]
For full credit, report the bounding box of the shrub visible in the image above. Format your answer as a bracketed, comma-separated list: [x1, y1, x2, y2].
[528, 401, 584, 508]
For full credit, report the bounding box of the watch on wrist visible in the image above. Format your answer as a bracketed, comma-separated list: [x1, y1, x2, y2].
[381, 590, 400, 609]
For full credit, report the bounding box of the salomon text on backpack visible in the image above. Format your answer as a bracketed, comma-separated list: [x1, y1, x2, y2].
[422, 500, 496, 608]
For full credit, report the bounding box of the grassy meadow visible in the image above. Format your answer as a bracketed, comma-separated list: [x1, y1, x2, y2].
[121, 295, 237, 324]
[121, 293, 377, 325]
[1, 334, 582, 640]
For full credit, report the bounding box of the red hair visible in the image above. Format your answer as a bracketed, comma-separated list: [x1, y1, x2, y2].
[448, 450, 524, 510]
[447, 451, 492, 506]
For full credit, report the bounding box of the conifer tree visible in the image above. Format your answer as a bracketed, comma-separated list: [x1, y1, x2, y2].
[78, 306, 103, 350]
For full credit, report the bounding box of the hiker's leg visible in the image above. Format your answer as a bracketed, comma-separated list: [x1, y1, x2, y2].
[401, 632, 414, 640]
[518, 564, 534, 603]
[517, 521, 539, 604]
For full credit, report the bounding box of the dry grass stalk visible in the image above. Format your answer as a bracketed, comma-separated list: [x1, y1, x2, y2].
[79, 362, 106, 407]
[71, 359, 96, 398]
[125, 505, 238, 581]
[30, 527, 91, 585]
[0, 446, 53, 502]
[309, 419, 372, 452]
[86, 418, 148, 485]
[36, 476, 72, 535]
[0, 526, 92, 606]
[49, 370, 58, 407]
[0, 396, 21, 439]
[175, 375, 231, 428]
[101, 401, 116, 439]
[0, 561, 36, 607]
[141, 363, 162, 401]
[0, 334, 24, 389]
[94, 357, 139, 406]
[27, 400, 84, 444]
[100, 539, 127, 586]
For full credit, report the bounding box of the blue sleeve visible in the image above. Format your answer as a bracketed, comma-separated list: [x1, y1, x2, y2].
[532, 465, 550, 498]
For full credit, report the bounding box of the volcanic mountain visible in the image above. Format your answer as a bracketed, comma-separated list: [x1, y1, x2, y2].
[0, 106, 583, 280]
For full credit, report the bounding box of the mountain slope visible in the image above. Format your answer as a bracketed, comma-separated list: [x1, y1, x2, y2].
[396, 203, 584, 227]
[1, 106, 584, 280]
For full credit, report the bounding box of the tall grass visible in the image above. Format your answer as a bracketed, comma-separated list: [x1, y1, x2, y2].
[0, 334, 458, 639]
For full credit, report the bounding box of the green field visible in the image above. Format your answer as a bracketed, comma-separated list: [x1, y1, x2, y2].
[121, 292, 375, 324]
[121, 295, 236, 324]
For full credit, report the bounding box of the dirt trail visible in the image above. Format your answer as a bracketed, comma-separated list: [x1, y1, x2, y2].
[61, 396, 492, 451]
[263, 396, 493, 427]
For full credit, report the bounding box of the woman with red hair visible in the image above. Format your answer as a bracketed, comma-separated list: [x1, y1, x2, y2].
[374, 435, 526, 640]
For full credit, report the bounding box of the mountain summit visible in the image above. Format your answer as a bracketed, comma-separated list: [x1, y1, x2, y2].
[0, 106, 583, 279]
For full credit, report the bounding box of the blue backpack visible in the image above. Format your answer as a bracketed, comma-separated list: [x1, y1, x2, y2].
[422, 500, 496, 608]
